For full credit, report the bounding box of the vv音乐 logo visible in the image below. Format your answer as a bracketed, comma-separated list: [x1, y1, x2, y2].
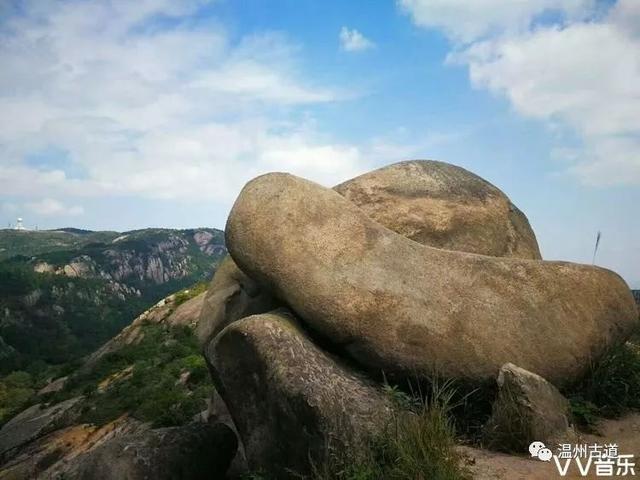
[529, 441, 636, 477]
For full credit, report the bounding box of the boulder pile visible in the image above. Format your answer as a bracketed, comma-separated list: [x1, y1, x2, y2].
[201, 160, 638, 477]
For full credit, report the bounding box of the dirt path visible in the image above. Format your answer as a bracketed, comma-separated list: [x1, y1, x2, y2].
[461, 413, 640, 479]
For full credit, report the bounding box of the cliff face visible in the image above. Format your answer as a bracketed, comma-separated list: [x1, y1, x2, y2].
[0, 228, 226, 375]
[27, 228, 226, 289]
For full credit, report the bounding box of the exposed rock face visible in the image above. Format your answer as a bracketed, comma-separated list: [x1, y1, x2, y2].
[484, 363, 576, 451]
[0, 416, 148, 480]
[206, 309, 395, 478]
[197, 256, 279, 347]
[225, 172, 638, 386]
[60, 423, 237, 480]
[0, 397, 83, 461]
[37, 376, 68, 396]
[335, 160, 541, 259]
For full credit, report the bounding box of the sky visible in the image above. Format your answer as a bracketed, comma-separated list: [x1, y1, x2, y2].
[0, 0, 638, 287]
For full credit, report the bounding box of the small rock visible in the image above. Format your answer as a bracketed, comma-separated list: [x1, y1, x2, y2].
[484, 363, 577, 452]
[37, 376, 68, 396]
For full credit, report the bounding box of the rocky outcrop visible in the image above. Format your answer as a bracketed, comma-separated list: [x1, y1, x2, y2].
[0, 397, 83, 461]
[335, 160, 541, 259]
[225, 172, 638, 386]
[484, 363, 577, 451]
[0, 416, 148, 480]
[59, 423, 236, 480]
[37, 377, 68, 396]
[206, 309, 395, 478]
[197, 256, 278, 347]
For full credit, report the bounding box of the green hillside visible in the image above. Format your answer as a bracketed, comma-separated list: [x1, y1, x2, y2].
[0, 228, 225, 376]
[0, 229, 119, 261]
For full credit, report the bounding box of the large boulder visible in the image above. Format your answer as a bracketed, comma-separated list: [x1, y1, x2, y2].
[225, 172, 638, 387]
[60, 423, 237, 480]
[484, 363, 577, 452]
[335, 160, 541, 259]
[205, 309, 395, 478]
[198, 160, 541, 346]
[196, 255, 279, 347]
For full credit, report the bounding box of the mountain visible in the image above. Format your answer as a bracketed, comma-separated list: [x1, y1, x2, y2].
[0, 227, 226, 423]
[0, 229, 120, 261]
[0, 290, 218, 478]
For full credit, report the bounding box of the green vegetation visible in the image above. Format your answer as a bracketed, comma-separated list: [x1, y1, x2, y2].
[174, 281, 209, 306]
[567, 338, 640, 429]
[0, 227, 224, 375]
[0, 261, 152, 373]
[309, 381, 469, 480]
[0, 371, 36, 425]
[0, 229, 119, 261]
[45, 323, 211, 428]
[0, 227, 224, 427]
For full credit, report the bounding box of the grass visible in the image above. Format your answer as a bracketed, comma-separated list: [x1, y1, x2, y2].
[567, 338, 640, 429]
[307, 379, 470, 480]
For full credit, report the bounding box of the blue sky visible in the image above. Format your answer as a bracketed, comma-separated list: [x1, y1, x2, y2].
[0, 0, 638, 287]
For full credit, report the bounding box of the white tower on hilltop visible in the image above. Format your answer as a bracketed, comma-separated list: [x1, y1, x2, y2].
[15, 217, 25, 230]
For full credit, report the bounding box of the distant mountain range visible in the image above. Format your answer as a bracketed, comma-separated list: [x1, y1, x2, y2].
[0, 228, 226, 377]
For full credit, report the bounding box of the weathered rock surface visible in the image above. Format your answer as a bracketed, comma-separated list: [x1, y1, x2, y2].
[484, 363, 576, 451]
[335, 160, 541, 259]
[199, 161, 541, 347]
[37, 376, 68, 396]
[0, 416, 148, 480]
[0, 397, 83, 461]
[206, 309, 395, 478]
[197, 255, 278, 347]
[59, 422, 236, 480]
[226, 172, 638, 386]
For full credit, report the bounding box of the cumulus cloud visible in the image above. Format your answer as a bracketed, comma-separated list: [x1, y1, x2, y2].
[339, 27, 375, 52]
[401, 0, 640, 185]
[398, 0, 594, 42]
[0, 0, 366, 213]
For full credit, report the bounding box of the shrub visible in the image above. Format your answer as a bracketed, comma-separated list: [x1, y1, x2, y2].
[567, 340, 640, 428]
[0, 371, 36, 426]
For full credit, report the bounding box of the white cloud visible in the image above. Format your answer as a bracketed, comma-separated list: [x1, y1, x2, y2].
[339, 27, 375, 52]
[26, 198, 84, 216]
[0, 0, 366, 212]
[402, 0, 640, 185]
[398, 0, 594, 42]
